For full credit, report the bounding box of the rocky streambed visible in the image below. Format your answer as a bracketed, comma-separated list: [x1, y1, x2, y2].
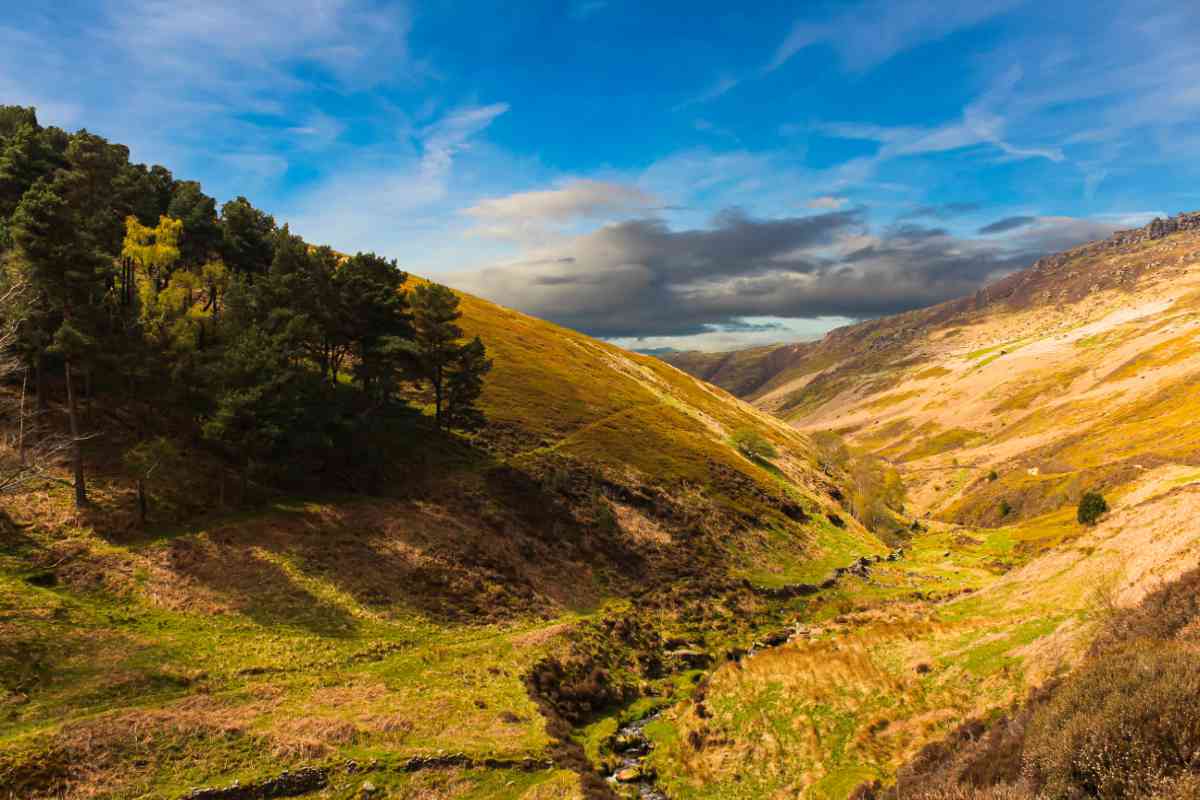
[604, 712, 668, 799]
[590, 548, 905, 799]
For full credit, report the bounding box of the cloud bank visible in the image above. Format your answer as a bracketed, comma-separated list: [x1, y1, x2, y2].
[449, 207, 1139, 341]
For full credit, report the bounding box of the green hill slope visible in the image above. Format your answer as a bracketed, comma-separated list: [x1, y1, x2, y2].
[0, 285, 883, 800]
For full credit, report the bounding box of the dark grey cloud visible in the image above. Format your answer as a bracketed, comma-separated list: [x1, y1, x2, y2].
[979, 215, 1037, 234]
[898, 202, 982, 221]
[450, 208, 1129, 340]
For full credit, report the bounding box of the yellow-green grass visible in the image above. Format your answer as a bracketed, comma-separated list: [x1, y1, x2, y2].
[897, 428, 986, 463]
[637, 515, 1109, 800]
[861, 390, 922, 412]
[912, 366, 952, 381]
[1098, 330, 1200, 384]
[0, 490, 579, 799]
[990, 365, 1089, 413]
[0, 286, 886, 799]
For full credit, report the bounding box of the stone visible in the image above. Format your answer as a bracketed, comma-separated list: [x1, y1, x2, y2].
[615, 766, 642, 783]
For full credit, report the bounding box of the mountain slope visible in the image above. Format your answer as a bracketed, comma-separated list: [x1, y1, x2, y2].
[664, 212, 1200, 524]
[0, 284, 883, 800]
[646, 212, 1200, 797]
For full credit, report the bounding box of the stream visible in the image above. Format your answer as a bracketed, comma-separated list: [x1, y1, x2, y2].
[604, 711, 667, 799]
[598, 548, 904, 799]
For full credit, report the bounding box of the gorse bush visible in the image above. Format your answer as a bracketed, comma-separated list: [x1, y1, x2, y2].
[1024, 643, 1200, 799]
[868, 567, 1200, 800]
[1077, 490, 1108, 525]
[731, 427, 779, 461]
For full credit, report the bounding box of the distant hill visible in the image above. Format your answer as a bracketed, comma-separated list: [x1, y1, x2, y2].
[663, 212, 1200, 525]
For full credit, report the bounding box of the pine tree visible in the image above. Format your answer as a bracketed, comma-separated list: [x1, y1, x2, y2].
[410, 282, 463, 428]
[10, 174, 108, 507]
[444, 335, 492, 430]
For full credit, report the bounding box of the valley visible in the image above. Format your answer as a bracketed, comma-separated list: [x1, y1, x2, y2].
[2, 109, 1199, 799]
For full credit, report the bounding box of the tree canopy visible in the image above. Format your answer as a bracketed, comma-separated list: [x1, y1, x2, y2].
[0, 106, 493, 508]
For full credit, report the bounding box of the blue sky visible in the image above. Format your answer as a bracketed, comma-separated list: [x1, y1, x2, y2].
[4, 1, 1199, 350]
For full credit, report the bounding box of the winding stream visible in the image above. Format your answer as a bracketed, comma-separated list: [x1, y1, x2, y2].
[598, 548, 903, 799]
[605, 711, 667, 799]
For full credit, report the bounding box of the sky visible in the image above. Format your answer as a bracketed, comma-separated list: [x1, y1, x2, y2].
[3, 1, 1200, 352]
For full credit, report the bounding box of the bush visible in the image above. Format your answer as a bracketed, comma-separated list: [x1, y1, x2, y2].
[1090, 567, 1200, 656]
[1077, 490, 1108, 525]
[999, 499, 1011, 517]
[1023, 643, 1200, 799]
[988, 470, 999, 482]
[731, 428, 779, 461]
[878, 567, 1200, 800]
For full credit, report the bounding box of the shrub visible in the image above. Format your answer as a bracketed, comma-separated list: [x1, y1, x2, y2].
[731, 428, 779, 461]
[1077, 490, 1108, 525]
[1090, 567, 1200, 656]
[988, 470, 999, 482]
[999, 499, 1011, 517]
[1023, 642, 1200, 799]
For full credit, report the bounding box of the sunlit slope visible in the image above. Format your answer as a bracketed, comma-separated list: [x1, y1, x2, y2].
[782, 222, 1200, 528]
[664, 214, 1200, 530]
[642, 215, 1200, 798]
[644, 474, 1200, 799]
[456, 290, 884, 581]
[0, 286, 883, 799]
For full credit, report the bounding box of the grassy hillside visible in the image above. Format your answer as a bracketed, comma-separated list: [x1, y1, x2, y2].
[646, 213, 1200, 797]
[0, 287, 884, 800]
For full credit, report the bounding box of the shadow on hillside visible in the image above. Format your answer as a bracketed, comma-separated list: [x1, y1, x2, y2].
[0, 509, 39, 559]
[159, 534, 361, 637]
[76, 413, 662, 627]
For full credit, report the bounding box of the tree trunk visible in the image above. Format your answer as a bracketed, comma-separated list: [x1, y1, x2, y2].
[18, 367, 27, 465]
[434, 365, 443, 429]
[137, 478, 147, 526]
[35, 352, 48, 413]
[64, 358, 87, 508]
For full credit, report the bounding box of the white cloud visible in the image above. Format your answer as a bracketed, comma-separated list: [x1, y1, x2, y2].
[280, 103, 510, 261]
[673, 75, 740, 111]
[808, 196, 848, 210]
[463, 179, 657, 241]
[767, 0, 1025, 73]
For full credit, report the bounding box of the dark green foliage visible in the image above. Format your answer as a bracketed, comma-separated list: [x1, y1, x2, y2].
[731, 427, 779, 461]
[0, 113, 491, 503]
[219, 196, 276, 274]
[445, 335, 492, 429]
[0, 115, 64, 220]
[988, 470, 998, 481]
[338, 251, 412, 401]
[998, 499, 1011, 517]
[168, 181, 220, 265]
[1077, 490, 1108, 525]
[410, 282, 463, 428]
[0, 105, 38, 140]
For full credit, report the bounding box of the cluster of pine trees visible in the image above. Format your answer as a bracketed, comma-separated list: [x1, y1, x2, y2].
[0, 106, 491, 507]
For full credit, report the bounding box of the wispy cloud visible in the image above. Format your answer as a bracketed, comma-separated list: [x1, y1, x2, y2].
[767, 0, 1025, 73]
[808, 196, 848, 210]
[673, 75, 740, 111]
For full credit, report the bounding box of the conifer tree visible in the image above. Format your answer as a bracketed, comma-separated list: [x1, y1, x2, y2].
[445, 335, 492, 429]
[409, 282, 463, 428]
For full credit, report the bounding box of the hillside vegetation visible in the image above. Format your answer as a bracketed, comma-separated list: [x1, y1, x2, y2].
[0, 109, 887, 800]
[655, 214, 1200, 797]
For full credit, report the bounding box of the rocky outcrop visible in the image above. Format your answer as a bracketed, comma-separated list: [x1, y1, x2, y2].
[181, 768, 329, 800]
[1108, 211, 1200, 247]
